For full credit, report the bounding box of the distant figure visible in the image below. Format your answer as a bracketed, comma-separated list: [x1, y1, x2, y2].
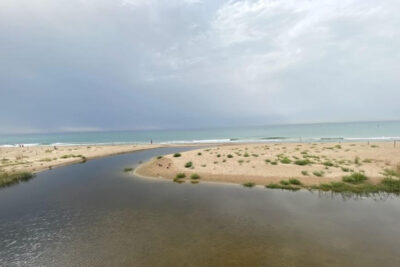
[150, 139, 153, 144]
[54, 145, 57, 150]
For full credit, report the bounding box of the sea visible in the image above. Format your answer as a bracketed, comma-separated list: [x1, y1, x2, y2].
[0, 120, 399, 147]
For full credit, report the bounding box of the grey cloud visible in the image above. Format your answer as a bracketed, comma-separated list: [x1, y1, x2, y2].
[0, 0, 399, 133]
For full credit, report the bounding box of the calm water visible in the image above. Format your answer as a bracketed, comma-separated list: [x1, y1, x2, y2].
[1, 120, 400, 146]
[1, 147, 400, 266]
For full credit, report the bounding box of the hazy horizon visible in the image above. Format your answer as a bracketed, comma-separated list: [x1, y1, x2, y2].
[1, 0, 399, 134]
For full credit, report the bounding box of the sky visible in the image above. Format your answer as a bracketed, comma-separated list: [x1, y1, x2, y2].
[1, 0, 399, 134]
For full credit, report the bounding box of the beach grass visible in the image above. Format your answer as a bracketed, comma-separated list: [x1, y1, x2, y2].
[191, 173, 200, 180]
[0, 172, 35, 188]
[124, 167, 133, 172]
[242, 182, 255, 188]
[176, 173, 186, 179]
[342, 172, 367, 184]
[173, 153, 181, 157]
[184, 161, 193, 168]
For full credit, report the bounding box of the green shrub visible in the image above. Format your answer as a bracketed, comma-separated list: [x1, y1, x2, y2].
[227, 154, 233, 158]
[280, 157, 291, 164]
[242, 182, 255, 187]
[323, 161, 334, 167]
[197, 152, 202, 156]
[313, 171, 324, 177]
[0, 172, 35, 188]
[342, 172, 367, 184]
[294, 159, 310, 166]
[173, 153, 181, 157]
[184, 161, 193, 168]
[157, 156, 163, 159]
[191, 173, 200, 180]
[301, 170, 309, 176]
[124, 168, 133, 172]
[289, 178, 302, 185]
[280, 180, 289, 185]
[176, 173, 186, 179]
[380, 178, 400, 193]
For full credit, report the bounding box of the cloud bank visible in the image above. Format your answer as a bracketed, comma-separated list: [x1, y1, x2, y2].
[1, 0, 399, 133]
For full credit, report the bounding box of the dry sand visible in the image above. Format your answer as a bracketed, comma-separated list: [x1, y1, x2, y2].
[136, 142, 400, 186]
[0, 144, 165, 173]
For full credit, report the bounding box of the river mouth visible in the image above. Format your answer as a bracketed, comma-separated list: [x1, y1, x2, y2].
[1, 147, 400, 266]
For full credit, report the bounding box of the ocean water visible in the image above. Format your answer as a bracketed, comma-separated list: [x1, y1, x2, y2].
[0, 120, 399, 147]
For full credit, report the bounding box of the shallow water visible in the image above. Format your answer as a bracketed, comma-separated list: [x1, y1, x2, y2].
[1, 147, 400, 266]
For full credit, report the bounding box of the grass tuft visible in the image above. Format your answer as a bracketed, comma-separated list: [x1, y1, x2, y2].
[342, 172, 368, 184]
[242, 182, 255, 188]
[191, 173, 200, 180]
[176, 173, 186, 179]
[0, 172, 35, 188]
[184, 161, 193, 168]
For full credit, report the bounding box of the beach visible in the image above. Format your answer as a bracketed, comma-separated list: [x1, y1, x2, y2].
[136, 142, 400, 188]
[0, 144, 165, 174]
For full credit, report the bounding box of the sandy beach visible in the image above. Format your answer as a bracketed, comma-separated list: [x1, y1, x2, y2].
[0, 144, 166, 174]
[136, 142, 400, 187]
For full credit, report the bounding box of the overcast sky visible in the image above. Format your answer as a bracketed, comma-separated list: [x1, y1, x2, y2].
[1, 0, 399, 134]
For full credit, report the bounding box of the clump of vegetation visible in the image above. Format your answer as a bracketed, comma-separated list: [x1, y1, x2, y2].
[61, 154, 81, 159]
[271, 161, 278, 165]
[265, 183, 300, 191]
[383, 169, 400, 178]
[124, 167, 133, 172]
[323, 161, 334, 167]
[242, 182, 255, 188]
[238, 159, 244, 164]
[280, 180, 289, 185]
[335, 144, 342, 149]
[341, 167, 352, 172]
[243, 153, 249, 157]
[0, 172, 35, 188]
[301, 170, 309, 176]
[191, 173, 200, 180]
[380, 178, 400, 193]
[40, 158, 52, 162]
[342, 172, 368, 184]
[176, 173, 186, 179]
[354, 156, 360, 165]
[313, 171, 325, 177]
[184, 161, 193, 168]
[157, 156, 163, 159]
[280, 157, 291, 164]
[264, 159, 271, 163]
[197, 152, 202, 156]
[173, 153, 181, 157]
[227, 154, 233, 158]
[294, 159, 310, 166]
[289, 178, 302, 185]
[363, 158, 372, 163]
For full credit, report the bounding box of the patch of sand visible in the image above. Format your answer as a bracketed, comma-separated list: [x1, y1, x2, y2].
[0, 144, 164, 173]
[136, 142, 400, 186]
